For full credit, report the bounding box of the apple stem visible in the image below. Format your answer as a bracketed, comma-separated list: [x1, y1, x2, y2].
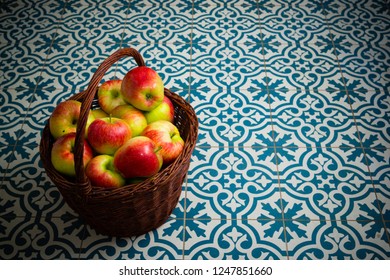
[154, 146, 163, 154]
[109, 114, 112, 123]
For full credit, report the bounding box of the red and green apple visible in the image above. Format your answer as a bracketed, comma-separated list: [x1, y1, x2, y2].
[49, 100, 95, 139]
[121, 66, 164, 111]
[141, 120, 184, 165]
[144, 95, 175, 123]
[87, 117, 132, 155]
[98, 79, 126, 114]
[85, 154, 125, 188]
[111, 104, 147, 137]
[51, 132, 93, 177]
[113, 136, 163, 178]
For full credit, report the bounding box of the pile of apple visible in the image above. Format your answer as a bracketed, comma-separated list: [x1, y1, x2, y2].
[49, 66, 185, 188]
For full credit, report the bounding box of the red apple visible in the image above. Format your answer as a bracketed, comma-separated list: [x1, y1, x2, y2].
[98, 79, 126, 114]
[51, 132, 93, 177]
[111, 104, 147, 137]
[144, 95, 175, 123]
[85, 155, 125, 188]
[87, 117, 132, 155]
[113, 136, 163, 178]
[49, 100, 95, 139]
[121, 66, 164, 111]
[141, 120, 184, 165]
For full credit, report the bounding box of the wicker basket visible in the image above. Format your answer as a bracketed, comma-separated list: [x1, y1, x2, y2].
[39, 48, 198, 237]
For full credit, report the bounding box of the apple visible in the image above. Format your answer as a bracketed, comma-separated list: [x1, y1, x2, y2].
[121, 66, 164, 111]
[49, 100, 95, 139]
[85, 154, 125, 188]
[144, 95, 175, 123]
[111, 104, 147, 137]
[87, 117, 132, 155]
[51, 132, 93, 177]
[141, 120, 184, 165]
[91, 108, 109, 119]
[98, 79, 127, 114]
[113, 136, 163, 178]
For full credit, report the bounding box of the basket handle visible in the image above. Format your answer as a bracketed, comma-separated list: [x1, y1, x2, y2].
[73, 48, 146, 194]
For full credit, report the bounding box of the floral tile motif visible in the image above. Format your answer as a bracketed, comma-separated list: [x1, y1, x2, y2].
[56, 3, 128, 44]
[374, 192, 390, 240]
[260, 1, 330, 46]
[366, 148, 390, 211]
[277, 147, 379, 221]
[260, 0, 323, 5]
[0, 88, 31, 143]
[192, 88, 273, 147]
[197, 0, 258, 7]
[336, 43, 390, 92]
[191, 43, 266, 91]
[2, 147, 42, 193]
[123, 3, 192, 45]
[263, 42, 342, 91]
[184, 219, 288, 260]
[79, 219, 184, 260]
[324, 0, 390, 46]
[187, 147, 279, 220]
[130, 0, 193, 8]
[288, 220, 390, 260]
[0, 147, 11, 176]
[0, 216, 82, 260]
[0, 43, 48, 89]
[350, 89, 390, 148]
[192, 3, 260, 46]
[41, 43, 121, 91]
[270, 89, 358, 148]
[67, 0, 130, 6]
[0, 1, 64, 45]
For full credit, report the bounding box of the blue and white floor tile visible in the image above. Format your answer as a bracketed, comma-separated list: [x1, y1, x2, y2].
[1, 0, 389, 260]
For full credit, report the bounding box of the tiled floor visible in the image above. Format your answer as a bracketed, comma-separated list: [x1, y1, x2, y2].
[1, 0, 389, 259]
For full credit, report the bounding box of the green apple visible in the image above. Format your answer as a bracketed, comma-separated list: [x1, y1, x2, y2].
[92, 108, 109, 119]
[111, 104, 147, 137]
[144, 95, 175, 123]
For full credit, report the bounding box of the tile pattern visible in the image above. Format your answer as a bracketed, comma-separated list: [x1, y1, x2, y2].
[1, 0, 389, 259]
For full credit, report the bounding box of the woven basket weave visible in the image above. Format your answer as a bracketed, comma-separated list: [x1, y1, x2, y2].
[39, 48, 198, 237]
